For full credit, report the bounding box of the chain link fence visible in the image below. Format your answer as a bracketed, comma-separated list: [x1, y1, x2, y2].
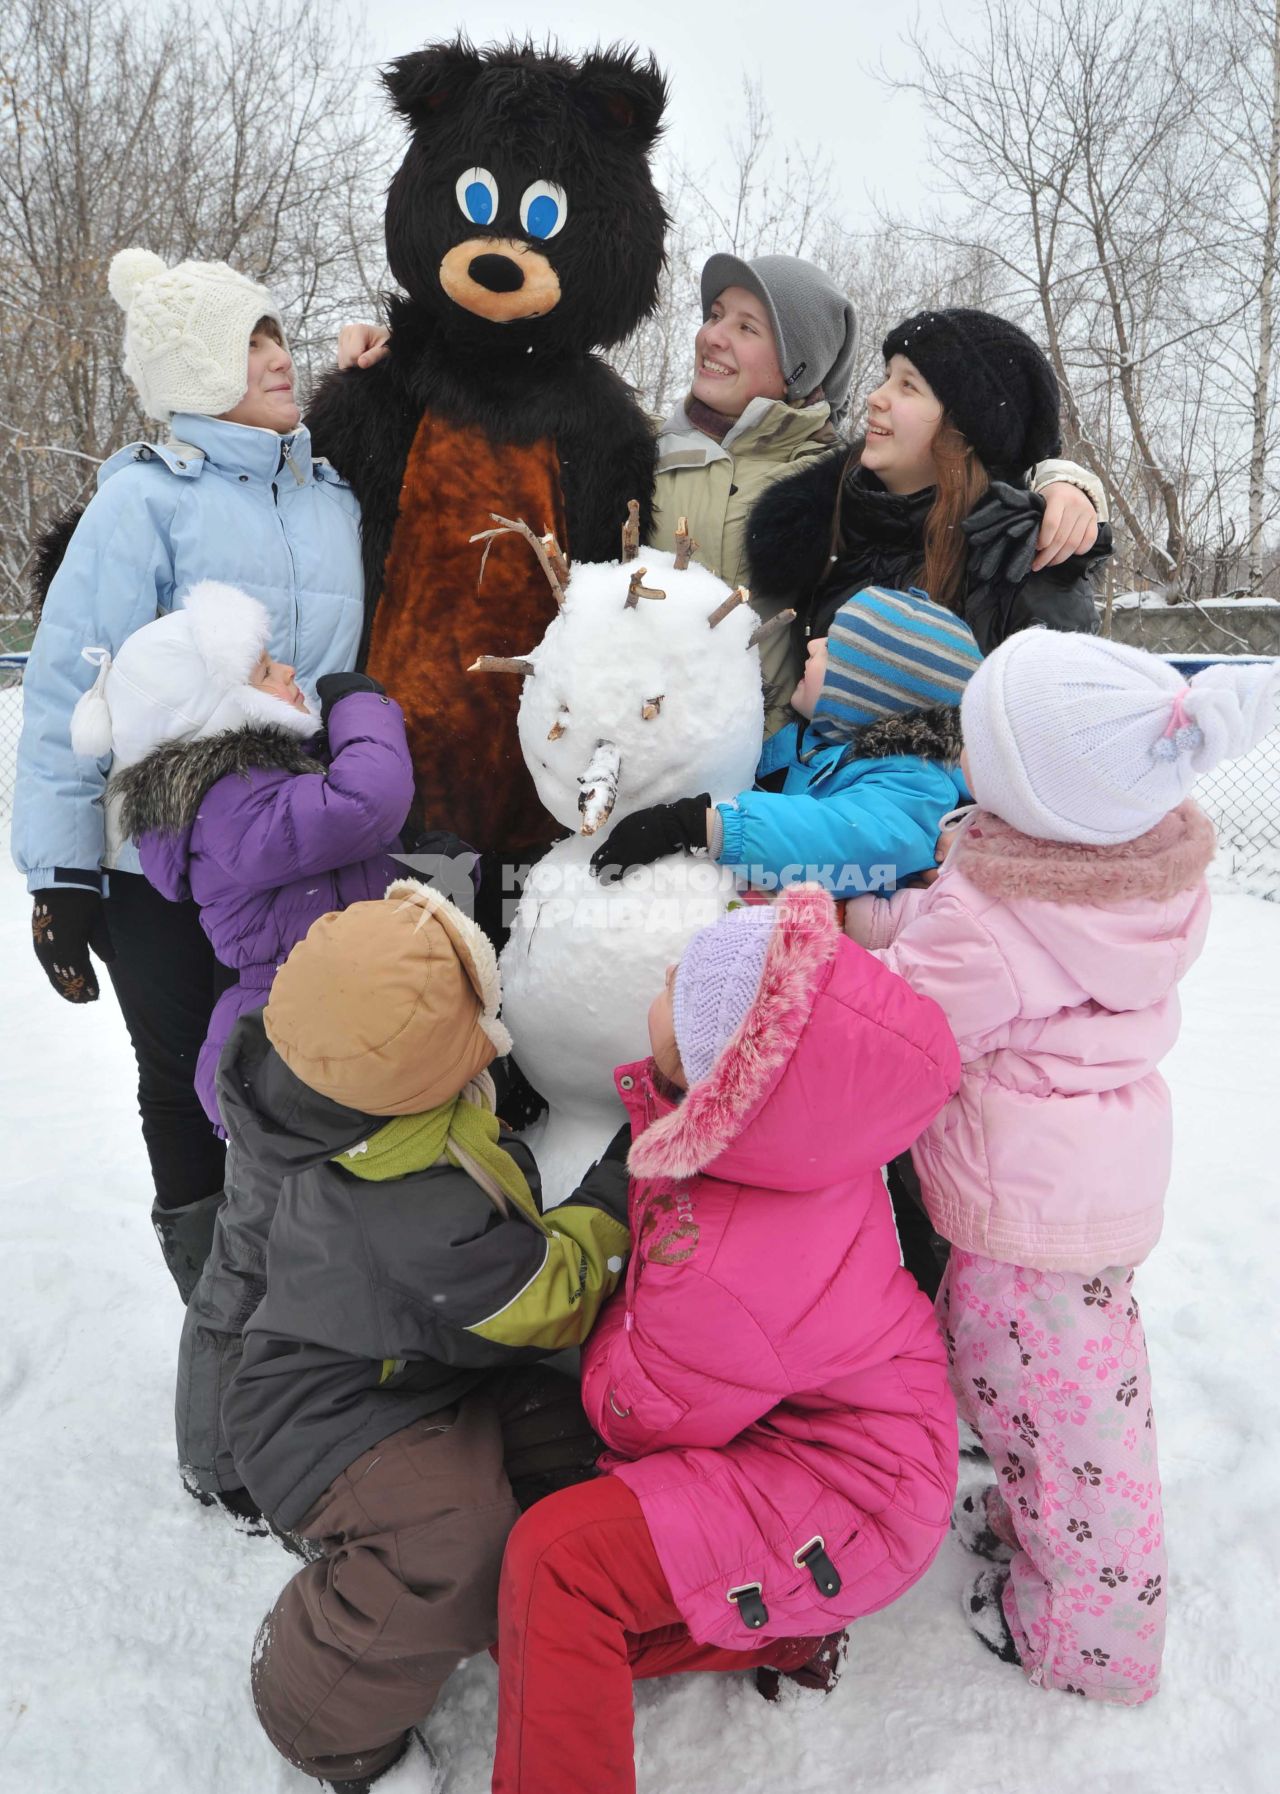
[2, 640, 1278, 897]
[0, 632, 26, 833]
[1167, 657, 1280, 900]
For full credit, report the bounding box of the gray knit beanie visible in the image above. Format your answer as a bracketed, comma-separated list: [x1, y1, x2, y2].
[701, 253, 858, 419]
[672, 903, 778, 1087]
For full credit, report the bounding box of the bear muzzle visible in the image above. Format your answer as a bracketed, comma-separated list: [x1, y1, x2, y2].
[439, 238, 562, 322]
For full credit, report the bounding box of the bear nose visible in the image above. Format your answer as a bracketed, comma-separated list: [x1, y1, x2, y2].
[468, 254, 525, 294]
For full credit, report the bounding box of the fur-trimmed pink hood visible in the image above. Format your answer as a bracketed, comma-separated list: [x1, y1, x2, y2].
[860, 802, 1215, 1272]
[952, 799, 1216, 906]
[580, 885, 963, 1652]
[628, 883, 961, 1188]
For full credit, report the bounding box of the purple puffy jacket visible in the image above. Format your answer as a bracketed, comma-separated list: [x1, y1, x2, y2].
[120, 692, 414, 1129]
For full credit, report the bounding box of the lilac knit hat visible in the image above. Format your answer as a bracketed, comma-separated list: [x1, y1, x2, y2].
[673, 903, 778, 1088]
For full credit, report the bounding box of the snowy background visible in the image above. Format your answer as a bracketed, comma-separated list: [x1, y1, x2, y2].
[2, 788, 1279, 1794]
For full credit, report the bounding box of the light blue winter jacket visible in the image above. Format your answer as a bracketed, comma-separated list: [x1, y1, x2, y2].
[12, 413, 363, 891]
[714, 718, 969, 892]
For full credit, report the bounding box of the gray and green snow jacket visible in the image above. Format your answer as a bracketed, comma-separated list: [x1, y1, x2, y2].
[184, 1012, 629, 1529]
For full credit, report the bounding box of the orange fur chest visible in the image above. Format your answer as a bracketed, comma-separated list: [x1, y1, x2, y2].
[369, 414, 568, 853]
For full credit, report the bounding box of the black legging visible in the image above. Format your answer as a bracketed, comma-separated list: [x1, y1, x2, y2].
[104, 870, 235, 1210]
[887, 1153, 950, 1299]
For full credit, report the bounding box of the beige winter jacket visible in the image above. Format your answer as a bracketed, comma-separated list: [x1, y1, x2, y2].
[651, 396, 839, 733]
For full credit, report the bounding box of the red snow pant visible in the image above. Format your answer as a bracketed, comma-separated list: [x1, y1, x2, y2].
[492, 1476, 824, 1794]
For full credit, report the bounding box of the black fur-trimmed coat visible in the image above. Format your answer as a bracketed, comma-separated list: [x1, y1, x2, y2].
[745, 452, 1108, 654]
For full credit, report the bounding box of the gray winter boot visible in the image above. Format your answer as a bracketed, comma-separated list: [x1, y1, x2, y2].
[151, 1190, 224, 1301]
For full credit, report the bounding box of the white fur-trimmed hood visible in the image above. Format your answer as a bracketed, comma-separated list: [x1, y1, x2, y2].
[70, 579, 317, 768]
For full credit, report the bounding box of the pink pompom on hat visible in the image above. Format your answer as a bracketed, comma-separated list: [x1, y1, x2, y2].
[673, 902, 779, 1088]
[960, 629, 1280, 846]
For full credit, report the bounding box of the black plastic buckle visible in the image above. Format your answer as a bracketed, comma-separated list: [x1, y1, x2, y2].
[794, 1535, 842, 1597]
[727, 1581, 769, 1629]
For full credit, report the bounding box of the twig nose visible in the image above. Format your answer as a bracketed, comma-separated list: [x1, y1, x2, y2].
[468, 254, 525, 294]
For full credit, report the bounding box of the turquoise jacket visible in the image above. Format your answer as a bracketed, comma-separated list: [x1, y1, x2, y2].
[12, 413, 363, 891]
[715, 714, 969, 892]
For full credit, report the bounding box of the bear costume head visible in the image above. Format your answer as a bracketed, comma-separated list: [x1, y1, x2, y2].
[383, 39, 669, 362]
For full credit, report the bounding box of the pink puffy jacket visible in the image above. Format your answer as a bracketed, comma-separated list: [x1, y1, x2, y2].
[856, 801, 1215, 1273]
[580, 884, 962, 1651]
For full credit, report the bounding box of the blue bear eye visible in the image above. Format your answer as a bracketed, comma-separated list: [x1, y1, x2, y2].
[520, 181, 568, 241]
[455, 167, 498, 228]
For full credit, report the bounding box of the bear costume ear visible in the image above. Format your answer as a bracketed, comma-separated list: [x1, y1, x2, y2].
[571, 47, 667, 149]
[383, 39, 485, 126]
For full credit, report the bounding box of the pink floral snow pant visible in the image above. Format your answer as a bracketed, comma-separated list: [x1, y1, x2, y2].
[938, 1249, 1166, 1704]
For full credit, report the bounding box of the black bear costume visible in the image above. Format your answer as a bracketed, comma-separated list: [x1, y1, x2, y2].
[306, 39, 669, 855]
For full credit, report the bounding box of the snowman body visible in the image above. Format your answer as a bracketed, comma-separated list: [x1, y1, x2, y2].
[497, 548, 765, 1204]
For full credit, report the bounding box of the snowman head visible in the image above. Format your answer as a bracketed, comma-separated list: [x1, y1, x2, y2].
[468, 513, 778, 836]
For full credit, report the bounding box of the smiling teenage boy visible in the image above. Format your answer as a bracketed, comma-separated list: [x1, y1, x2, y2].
[12, 248, 365, 1295]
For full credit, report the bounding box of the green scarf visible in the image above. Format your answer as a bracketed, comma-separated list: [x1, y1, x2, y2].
[338, 1085, 539, 1225]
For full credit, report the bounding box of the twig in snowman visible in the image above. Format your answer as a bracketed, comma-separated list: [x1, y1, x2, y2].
[707, 585, 750, 628]
[578, 739, 622, 836]
[746, 608, 796, 650]
[620, 499, 641, 563]
[542, 531, 571, 588]
[673, 516, 696, 570]
[625, 566, 667, 608]
[469, 655, 536, 676]
[469, 513, 567, 607]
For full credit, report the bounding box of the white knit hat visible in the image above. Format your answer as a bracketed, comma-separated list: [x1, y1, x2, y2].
[70, 581, 318, 769]
[108, 248, 286, 422]
[961, 630, 1280, 845]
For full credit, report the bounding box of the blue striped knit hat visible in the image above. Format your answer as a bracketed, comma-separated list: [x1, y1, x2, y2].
[812, 586, 983, 741]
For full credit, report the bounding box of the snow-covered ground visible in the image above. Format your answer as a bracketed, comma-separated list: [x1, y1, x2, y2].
[2, 844, 1279, 1794]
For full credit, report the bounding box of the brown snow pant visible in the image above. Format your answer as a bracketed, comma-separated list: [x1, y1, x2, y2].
[251, 1367, 600, 1784]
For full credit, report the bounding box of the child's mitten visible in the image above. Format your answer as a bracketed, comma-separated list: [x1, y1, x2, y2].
[590, 795, 711, 884]
[314, 671, 387, 729]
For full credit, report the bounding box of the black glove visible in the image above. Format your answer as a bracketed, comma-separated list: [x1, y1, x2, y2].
[590, 794, 711, 884]
[492, 1055, 549, 1132]
[602, 1123, 633, 1163]
[31, 886, 115, 1004]
[960, 481, 1044, 589]
[314, 671, 387, 729]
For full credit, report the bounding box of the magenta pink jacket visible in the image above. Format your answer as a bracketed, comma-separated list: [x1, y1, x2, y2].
[580, 884, 962, 1651]
[856, 801, 1215, 1273]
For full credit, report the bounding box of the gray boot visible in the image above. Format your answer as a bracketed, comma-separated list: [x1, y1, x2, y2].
[151, 1190, 224, 1301]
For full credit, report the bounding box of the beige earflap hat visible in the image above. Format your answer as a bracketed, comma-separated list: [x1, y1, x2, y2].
[264, 880, 513, 1116]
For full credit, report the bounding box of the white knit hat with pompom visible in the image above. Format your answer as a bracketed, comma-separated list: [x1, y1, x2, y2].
[70, 580, 318, 769]
[961, 629, 1280, 845]
[108, 247, 286, 422]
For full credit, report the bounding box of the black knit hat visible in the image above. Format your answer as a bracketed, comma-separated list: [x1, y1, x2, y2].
[881, 309, 1061, 479]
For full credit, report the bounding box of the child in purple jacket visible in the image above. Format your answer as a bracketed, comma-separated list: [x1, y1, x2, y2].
[70, 577, 414, 1279]
[72, 576, 421, 1520]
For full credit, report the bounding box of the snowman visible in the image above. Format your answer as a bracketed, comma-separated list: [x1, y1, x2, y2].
[470, 512, 788, 1203]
